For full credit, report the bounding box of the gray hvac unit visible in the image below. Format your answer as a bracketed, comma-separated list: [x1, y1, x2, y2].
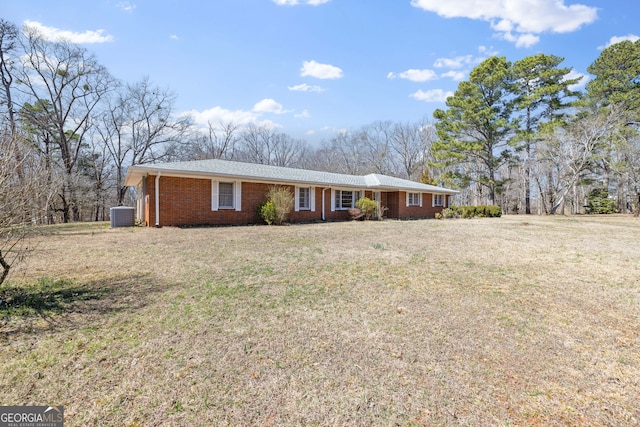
[110, 206, 135, 227]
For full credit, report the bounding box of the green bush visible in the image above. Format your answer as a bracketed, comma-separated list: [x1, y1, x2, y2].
[355, 197, 378, 220]
[258, 200, 278, 225]
[443, 205, 501, 219]
[441, 207, 460, 219]
[461, 206, 476, 219]
[258, 186, 294, 225]
[487, 205, 502, 217]
[585, 188, 618, 214]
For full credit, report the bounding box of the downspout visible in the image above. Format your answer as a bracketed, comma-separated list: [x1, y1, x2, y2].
[322, 187, 330, 221]
[155, 171, 161, 227]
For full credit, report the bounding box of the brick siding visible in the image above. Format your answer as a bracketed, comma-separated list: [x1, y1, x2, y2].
[142, 175, 446, 227]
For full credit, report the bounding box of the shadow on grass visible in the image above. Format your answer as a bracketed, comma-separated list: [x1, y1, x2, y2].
[0, 274, 164, 339]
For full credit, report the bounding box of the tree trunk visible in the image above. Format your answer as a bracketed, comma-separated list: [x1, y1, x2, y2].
[118, 186, 128, 206]
[0, 250, 10, 287]
[525, 141, 531, 214]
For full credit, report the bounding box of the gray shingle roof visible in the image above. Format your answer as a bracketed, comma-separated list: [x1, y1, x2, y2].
[125, 159, 458, 194]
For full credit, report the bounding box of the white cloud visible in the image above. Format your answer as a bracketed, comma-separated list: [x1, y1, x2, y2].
[564, 69, 588, 92]
[295, 109, 311, 118]
[411, 0, 598, 47]
[478, 45, 499, 56]
[184, 106, 258, 127]
[288, 83, 326, 92]
[273, 0, 330, 5]
[301, 60, 343, 79]
[433, 46, 496, 79]
[170, 34, 179, 41]
[514, 33, 540, 48]
[186, 100, 292, 131]
[599, 34, 640, 50]
[387, 69, 438, 82]
[23, 20, 114, 44]
[434, 55, 475, 69]
[410, 89, 453, 103]
[253, 98, 291, 114]
[116, 2, 136, 12]
[497, 29, 540, 48]
[492, 18, 513, 33]
[441, 70, 466, 81]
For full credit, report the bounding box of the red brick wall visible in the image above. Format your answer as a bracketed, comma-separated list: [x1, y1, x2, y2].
[146, 175, 263, 226]
[146, 176, 333, 226]
[388, 192, 446, 219]
[384, 192, 399, 218]
[143, 175, 446, 226]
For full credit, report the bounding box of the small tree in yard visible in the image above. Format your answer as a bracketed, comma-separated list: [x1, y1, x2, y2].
[585, 188, 618, 214]
[259, 186, 294, 225]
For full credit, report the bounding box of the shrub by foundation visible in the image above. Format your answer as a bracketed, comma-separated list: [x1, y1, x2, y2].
[355, 197, 378, 220]
[258, 186, 294, 225]
[444, 205, 501, 219]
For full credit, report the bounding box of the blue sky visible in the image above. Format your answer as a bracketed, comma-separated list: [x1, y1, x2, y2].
[2, 0, 638, 145]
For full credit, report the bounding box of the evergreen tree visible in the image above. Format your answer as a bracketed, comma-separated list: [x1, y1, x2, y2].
[432, 56, 516, 205]
[586, 40, 640, 211]
[511, 54, 581, 213]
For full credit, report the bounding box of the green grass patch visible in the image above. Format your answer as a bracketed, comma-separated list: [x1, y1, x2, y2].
[0, 277, 109, 320]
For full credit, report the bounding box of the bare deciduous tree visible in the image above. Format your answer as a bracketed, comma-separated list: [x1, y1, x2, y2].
[390, 119, 436, 180]
[0, 132, 55, 285]
[318, 130, 369, 175]
[537, 106, 623, 214]
[236, 123, 307, 167]
[0, 19, 19, 133]
[270, 132, 307, 167]
[97, 77, 190, 205]
[237, 123, 274, 165]
[17, 26, 115, 221]
[358, 120, 394, 175]
[183, 120, 240, 161]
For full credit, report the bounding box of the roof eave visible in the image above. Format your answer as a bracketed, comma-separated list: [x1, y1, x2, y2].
[124, 164, 460, 194]
[123, 164, 341, 188]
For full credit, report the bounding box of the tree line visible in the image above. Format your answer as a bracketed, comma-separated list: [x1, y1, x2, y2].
[434, 48, 640, 215]
[2, 17, 640, 227]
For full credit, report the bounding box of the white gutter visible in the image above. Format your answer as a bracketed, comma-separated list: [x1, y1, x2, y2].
[321, 187, 330, 221]
[155, 171, 161, 227]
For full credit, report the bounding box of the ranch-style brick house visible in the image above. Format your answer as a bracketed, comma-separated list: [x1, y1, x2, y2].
[124, 159, 458, 227]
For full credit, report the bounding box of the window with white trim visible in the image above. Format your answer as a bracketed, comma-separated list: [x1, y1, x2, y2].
[408, 192, 421, 206]
[298, 187, 310, 210]
[218, 182, 234, 209]
[433, 194, 444, 207]
[334, 190, 360, 210]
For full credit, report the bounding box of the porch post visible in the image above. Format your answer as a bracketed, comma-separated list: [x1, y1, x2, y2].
[155, 172, 161, 227]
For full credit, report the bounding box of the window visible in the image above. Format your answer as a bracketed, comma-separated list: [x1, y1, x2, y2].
[295, 186, 315, 212]
[219, 182, 234, 208]
[334, 190, 360, 210]
[408, 192, 421, 206]
[212, 180, 241, 211]
[433, 194, 444, 207]
[298, 187, 310, 210]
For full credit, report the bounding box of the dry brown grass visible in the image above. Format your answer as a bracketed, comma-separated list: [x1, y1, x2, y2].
[1, 215, 639, 426]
